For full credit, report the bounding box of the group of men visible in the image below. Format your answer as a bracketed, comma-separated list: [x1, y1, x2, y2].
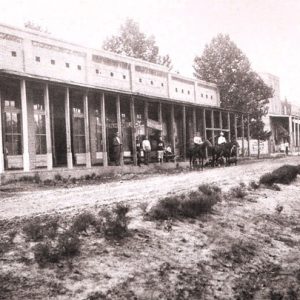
[112, 132, 170, 166]
[193, 131, 227, 146]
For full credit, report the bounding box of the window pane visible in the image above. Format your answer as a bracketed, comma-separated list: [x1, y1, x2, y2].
[12, 135, 22, 155]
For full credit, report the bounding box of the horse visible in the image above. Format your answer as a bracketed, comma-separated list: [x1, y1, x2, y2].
[187, 139, 213, 169]
[212, 141, 239, 167]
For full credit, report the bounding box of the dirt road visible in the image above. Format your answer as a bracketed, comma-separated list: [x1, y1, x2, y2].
[1, 156, 300, 219]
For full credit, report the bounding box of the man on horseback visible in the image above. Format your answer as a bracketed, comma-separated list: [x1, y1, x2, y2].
[217, 132, 226, 145]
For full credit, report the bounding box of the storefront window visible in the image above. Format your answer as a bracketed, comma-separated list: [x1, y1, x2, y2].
[73, 117, 86, 153]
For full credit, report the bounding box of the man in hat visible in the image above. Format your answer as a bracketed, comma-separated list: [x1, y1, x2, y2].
[217, 132, 226, 145]
[113, 131, 122, 166]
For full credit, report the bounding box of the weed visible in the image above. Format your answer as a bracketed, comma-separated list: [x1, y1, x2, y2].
[54, 173, 63, 181]
[249, 180, 259, 190]
[230, 184, 247, 199]
[22, 218, 44, 241]
[33, 242, 60, 266]
[57, 231, 80, 256]
[43, 218, 59, 239]
[198, 183, 221, 195]
[71, 212, 96, 233]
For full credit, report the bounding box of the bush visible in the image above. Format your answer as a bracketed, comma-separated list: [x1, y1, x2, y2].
[54, 173, 63, 181]
[249, 180, 260, 190]
[43, 218, 59, 239]
[33, 242, 60, 266]
[198, 184, 221, 195]
[99, 204, 130, 239]
[259, 164, 299, 186]
[230, 184, 247, 199]
[71, 212, 96, 233]
[57, 231, 80, 256]
[22, 218, 44, 241]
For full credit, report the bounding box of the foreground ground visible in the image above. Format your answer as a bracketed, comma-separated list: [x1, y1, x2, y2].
[1, 157, 300, 299]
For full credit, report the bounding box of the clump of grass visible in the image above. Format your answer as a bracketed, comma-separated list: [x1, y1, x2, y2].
[259, 164, 299, 186]
[229, 183, 247, 199]
[99, 203, 130, 239]
[33, 242, 60, 266]
[71, 212, 96, 233]
[148, 184, 221, 220]
[57, 231, 80, 256]
[22, 218, 44, 241]
[54, 173, 63, 181]
[249, 180, 260, 190]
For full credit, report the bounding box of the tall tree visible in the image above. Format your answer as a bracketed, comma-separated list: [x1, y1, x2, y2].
[103, 19, 172, 69]
[193, 34, 273, 115]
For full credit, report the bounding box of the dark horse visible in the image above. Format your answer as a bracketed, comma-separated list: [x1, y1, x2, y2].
[212, 141, 239, 167]
[187, 139, 213, 169]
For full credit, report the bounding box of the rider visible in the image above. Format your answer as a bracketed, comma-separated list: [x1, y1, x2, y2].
[217, 132, 226, 145]
[193, 132, 203, 149]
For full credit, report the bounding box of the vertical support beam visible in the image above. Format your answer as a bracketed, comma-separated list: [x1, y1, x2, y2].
[211, 110, 215, 145]
[247, 114, 251, 157]
[130, 97, 137, 165]
[158, 101, 162, 124]
[0, 89, 4, 173]
[193, 108, 197, 135]
[84, 92, 91, 168]
[219, 111, 223, 130]
[234, 114, 238, 157]
[44, 83, 52, 170]
[227, 112, 231, 141]
[241, 114, 245, 157]
[65, 87, 73, 169]
[20, 79, 30, 171]
[171, 104, 176, 153]
[182, 106, 186, 159]
[144, 100, 148, 137]
[116, 94, 123, 166]
[203, 109, 207, 140]
[101, 93, 108, 166]
[293, 118, 296, 154]
[289, 116, 293, 153]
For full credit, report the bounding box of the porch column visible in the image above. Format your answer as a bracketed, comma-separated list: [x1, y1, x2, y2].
[171, 104, 176, 153]
[219, 111, 223, 130]
[234, 114, 238, 157]
[65, 87, 73, 169]
[101, 93, 108, 166]
[241, 114, 245, 157]
[211, 110, 215, 145]
[116, 94, 124, 166]
[193, 108, 196, 135]
[247, 114, 251, 156]
[130, 97, 137, 165]
[0, 89, 4, 173]
[227, 112, 231, 141]
[182, 105, 186, 159]
[289, 116, 293, 152]
[158, 101, 162, 124]
[293, 118, 296, 154]
[20, 79, 30, 172]
[144, 100, 148, 137]
[83, 92, 91, 168]
[44, 83, 52, 170]
[203, 109, 207, 140]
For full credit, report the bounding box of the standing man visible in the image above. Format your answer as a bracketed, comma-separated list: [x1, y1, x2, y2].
[157, 136, 165, 163]
[113, 131, 122, 166]
[142, 135, 151, 165]
[136, 136, 142, 167]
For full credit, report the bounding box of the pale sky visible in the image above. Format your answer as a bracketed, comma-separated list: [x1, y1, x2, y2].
[0, 0, 300, 104]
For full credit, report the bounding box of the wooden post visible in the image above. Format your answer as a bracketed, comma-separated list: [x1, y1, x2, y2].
[234, 114, 238, 157]
[84, 92, 91, 168]
[289, 116, 293, 153]
[293, 118, 296, 153]
[116, 94, 123, 166]
[44, 83, 52, 170]
[144, 100, 148, 137]
[227, 112, 231, 141]
[211, 110, 215, 145]
[182, 105, 186, 159]
[241, 114, 245, 157]
[171, 104, 176, 153]
[219, 111, 223, 130]
[101, 93, 108, 166]
[65, 87, 73, 169]
[247, 114, 250, 156]
[20, 79, 30, 171]
[130, 97, 137, 165]
[193, 108, 197, 135]
[0, 88, 3, 173]
[203, 109, 207, 140]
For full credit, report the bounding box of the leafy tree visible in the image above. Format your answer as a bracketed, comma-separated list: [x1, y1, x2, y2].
[103, 19, 172, 69]
[193, 34, 273, 115]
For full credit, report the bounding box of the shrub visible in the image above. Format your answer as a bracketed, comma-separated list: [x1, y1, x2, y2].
[22, 218, 44, 241]
[259, 164, 299, 186]
[43, 218, 59, 239]
[54, 173, 63, 181]
[71, 212, 96, 233]
[198, 184, 221, 195]
[229, 183, 247, 199]
[99, 203, 130, 239]
[33, 242, 60, 266]
[57, 231, 80, 256]
[249, 180, 259, 190]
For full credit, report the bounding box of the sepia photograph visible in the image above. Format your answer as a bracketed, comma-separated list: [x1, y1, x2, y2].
[0, 0, 300, 299]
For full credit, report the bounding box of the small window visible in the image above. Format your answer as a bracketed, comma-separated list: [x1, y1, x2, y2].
[65, 63, 70, 68]
[96, 69, 99, 74]
[206, 94, 208, 99]
[211, 95, 213, 99]
[11, 51, 17, 57]
[110, 72, 114, 77]
[77, 65, 81, 70]
[161, 83, 164, 87]
[51, 59, 55, 65]
[123, 75, 126, 79]
[139, 78, 142, 83]
[201, 93, 203, 97]
[150, 80, 153, 85]
[175, 88, 178, 92]
[188, 90, 190, 95]
[35, 56, 40, 62]
[181, 89, 184, 94]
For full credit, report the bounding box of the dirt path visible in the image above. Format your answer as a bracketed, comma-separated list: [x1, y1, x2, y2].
[1, 156, 300, 220]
